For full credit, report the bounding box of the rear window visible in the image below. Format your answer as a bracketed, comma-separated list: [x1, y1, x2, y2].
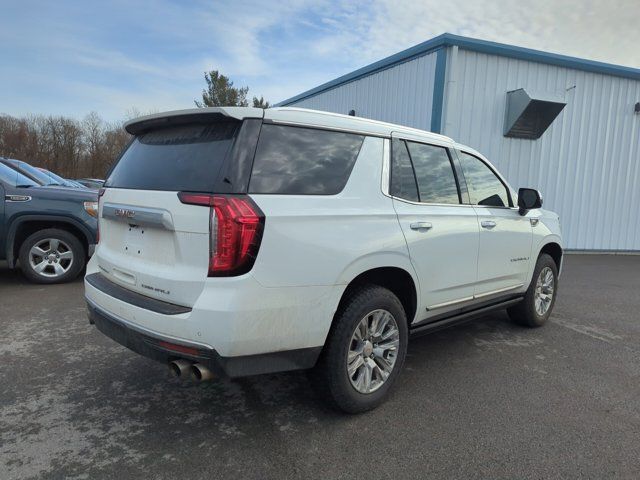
[105, 122, 238, 192]
[249, 125, 364, 195]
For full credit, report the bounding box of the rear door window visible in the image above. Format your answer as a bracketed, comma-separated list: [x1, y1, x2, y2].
[249, 125, 364, 195]
[105, 122, 239, 192]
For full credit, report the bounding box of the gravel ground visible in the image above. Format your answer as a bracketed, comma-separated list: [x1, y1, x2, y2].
[1, 254, 639, 479]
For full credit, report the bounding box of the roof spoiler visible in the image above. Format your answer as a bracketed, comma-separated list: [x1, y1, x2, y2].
[124, 107, 265, 135]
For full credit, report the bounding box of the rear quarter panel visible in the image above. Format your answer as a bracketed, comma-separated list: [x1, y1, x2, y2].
[249, 135, 416, 309]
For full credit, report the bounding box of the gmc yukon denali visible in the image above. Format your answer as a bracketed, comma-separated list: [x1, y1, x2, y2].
[85, 107, 562, 413]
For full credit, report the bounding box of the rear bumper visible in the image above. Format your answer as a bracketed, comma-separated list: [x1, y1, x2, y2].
[87, 299, 322, 377]
[88, 299, 218, 370]
[84, 247, 340, 358]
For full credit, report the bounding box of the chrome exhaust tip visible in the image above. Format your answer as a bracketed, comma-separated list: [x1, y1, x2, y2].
[191, 363, 215, 382]
[169, 359, 192, 378]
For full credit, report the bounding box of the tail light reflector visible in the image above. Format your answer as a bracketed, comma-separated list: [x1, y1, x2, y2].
[158, 341, 200, 357]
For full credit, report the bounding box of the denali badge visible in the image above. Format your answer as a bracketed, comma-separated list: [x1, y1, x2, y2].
[115, 208, 135, 218]
[141, 283, 170, 295]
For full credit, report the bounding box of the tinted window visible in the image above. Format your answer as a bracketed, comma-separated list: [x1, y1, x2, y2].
[5, 160, 54, 185]
[0, 162, 39, 187]
[105, 122, 238, 192]
[390, 139, 418, 202]
[40, 169, 81, 188]
[458, 152, 510, 207]
[249, 125, 364, 195]
[406, 142, 460, 204]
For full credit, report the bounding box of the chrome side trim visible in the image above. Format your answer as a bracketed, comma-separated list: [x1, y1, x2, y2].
[474, 283, 524, 299]
[102, 203, 174, 230]
[426, 284, 525, 310]
[390, 195, 477, 208]
[427, 296, 475, 310]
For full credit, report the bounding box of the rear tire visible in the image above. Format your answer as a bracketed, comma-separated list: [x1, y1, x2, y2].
[18, 228, 85, 284]
[508, 253, 558, 327]
[312, 285, 408, 413]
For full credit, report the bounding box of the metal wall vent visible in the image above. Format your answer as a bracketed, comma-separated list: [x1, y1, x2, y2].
[504, 88, 566, 139]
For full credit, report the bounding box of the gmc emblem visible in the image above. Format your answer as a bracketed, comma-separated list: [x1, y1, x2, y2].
[115, 208, 136, 218]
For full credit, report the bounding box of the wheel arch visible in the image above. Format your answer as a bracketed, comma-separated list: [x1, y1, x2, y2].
[6, 215, 94, 268]
[335, 266, 418, 327]
[538, 241, 563, 272]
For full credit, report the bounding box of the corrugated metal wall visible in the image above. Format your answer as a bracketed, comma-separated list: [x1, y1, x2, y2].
[288, 46, 639, 251]
[290, 52, 438, 130]
[443, 49, 640, 250]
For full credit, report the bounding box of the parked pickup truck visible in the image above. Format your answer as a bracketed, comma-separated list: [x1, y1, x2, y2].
[86, 107, 562, 413]
[0, 159, 98, 283]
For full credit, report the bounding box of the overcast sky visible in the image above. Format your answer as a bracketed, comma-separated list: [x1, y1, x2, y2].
[2, 0, 639, 121]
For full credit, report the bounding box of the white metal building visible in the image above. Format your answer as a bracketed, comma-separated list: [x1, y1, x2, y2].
[278, 34, 640, 251]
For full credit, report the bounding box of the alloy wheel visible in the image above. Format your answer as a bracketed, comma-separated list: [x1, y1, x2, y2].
[534, 266, 555, 316]
[28, 238, 74, 278]
[347, 309, 400, 394]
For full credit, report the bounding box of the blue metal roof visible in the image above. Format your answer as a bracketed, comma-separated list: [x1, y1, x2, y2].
[278, 33, 640, 106]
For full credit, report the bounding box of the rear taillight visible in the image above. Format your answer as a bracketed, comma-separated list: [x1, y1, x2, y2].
[178, 192, 265, 277]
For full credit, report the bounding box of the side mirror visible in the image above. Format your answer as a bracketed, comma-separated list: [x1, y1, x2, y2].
[518, 188, 543, 215]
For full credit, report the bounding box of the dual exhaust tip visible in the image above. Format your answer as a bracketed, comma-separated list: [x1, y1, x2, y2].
[169, 359, 215, 382]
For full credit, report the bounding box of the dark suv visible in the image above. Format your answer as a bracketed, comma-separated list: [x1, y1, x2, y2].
[0, 160, 98, 283]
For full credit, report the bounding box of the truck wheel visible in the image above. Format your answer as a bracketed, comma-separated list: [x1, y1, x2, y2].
[508, 253, 558, 327]
[313, 285, 408, 413]
[18, 228, 86, 284]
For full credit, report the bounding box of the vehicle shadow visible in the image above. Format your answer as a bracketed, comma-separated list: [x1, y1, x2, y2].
[70, 312, 518, 436]
[0, 261, 27, 286]
[0, 261, 85, 287]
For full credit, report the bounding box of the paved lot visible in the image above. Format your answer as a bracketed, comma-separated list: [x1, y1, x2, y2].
[1, 255, 639, 479]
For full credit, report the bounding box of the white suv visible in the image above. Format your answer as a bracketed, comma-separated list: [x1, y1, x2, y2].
[85, 107, 562, 413]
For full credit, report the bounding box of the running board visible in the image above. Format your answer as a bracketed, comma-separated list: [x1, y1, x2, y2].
[409, 296, 524, 338]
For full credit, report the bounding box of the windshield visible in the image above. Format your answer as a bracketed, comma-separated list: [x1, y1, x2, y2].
[0, 162, 39, 187]
[6, 160, 62, 186]
[41, 169, 82, 188]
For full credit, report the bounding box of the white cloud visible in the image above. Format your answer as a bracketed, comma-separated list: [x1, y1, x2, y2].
[273, 0, 640, 102]
[327, 0, 640, 68]
[2, 0, 638, 119]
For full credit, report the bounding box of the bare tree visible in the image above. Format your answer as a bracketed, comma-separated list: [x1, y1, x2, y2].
[0, 112, 131, 179]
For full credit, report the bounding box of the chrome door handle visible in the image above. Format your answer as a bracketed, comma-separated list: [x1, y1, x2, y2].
[481, 220, 496, 229]
[410, 222, 433, 231]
